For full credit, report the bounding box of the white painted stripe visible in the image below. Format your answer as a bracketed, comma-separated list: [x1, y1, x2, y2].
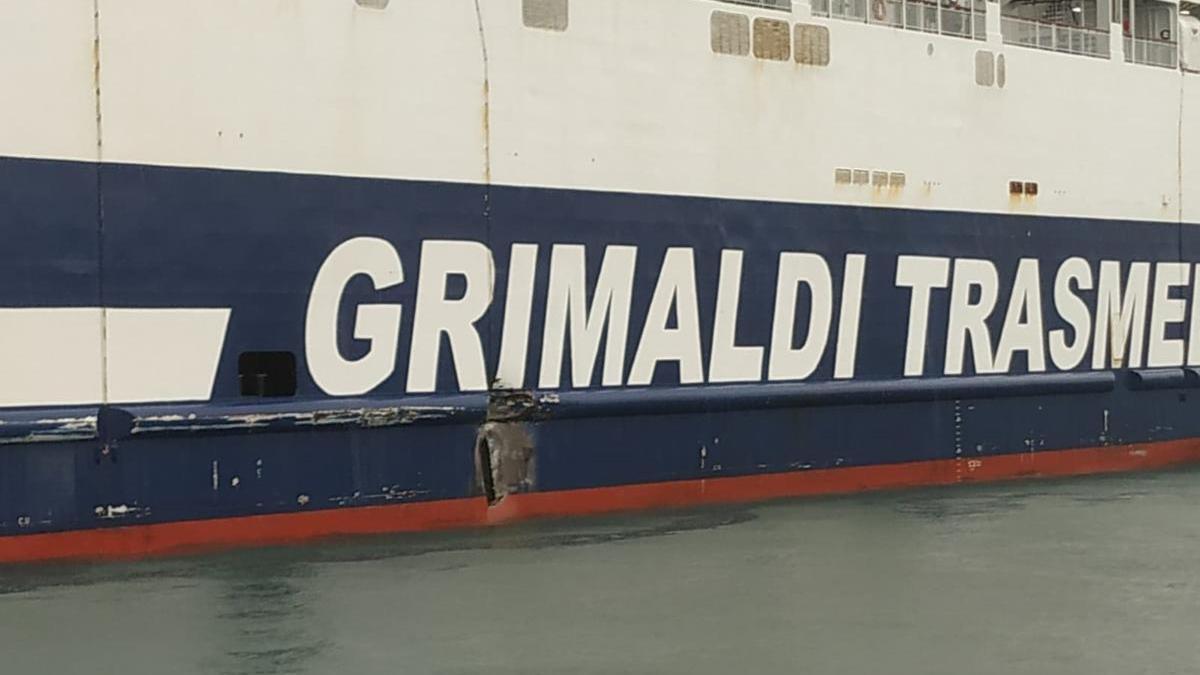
[0, 309, 104, 408]
[104, 308, 231, 405]
[0, 308, 230, 409]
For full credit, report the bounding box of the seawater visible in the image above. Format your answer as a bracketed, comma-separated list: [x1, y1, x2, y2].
[3, 468, 1200, 675]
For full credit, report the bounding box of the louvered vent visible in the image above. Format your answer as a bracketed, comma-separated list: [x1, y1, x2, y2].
[711, 11, 751, 55]
[753, 18, 791, 61]
[794, 24, 830, 66]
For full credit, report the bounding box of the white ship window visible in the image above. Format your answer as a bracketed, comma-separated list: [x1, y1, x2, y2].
[753, 17, 792, 60]
[523, 0, 569, 32]
[239, 352, 297, 397]
[712, 11, 751, 55]
[354, 0, 389, 8]
[835, 168, 853, 184]
[889, 172, 907, 188]
[852, 169, 870, 185]
[795, 24, 831, 65]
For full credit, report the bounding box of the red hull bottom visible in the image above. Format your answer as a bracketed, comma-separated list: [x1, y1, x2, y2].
[5, 439, 1200, 564]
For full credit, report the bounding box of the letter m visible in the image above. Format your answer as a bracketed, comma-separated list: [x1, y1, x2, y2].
[1092, 261, 1150, 369]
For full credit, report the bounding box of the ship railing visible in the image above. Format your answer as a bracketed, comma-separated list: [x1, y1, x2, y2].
[717, 0, 793, 10]
[937, 6, 978, 37]
[902, 0, 937, 31]
[1124, 36, 1178, 68]
[812, 0, 986, 39]
[1000, 16, 1109, 59]
[824, 0, 868, 22]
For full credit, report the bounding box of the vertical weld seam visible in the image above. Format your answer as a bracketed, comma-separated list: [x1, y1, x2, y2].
[1177, 75, 1185, 265]
[93, 0, 109, 405]
[473, 0, 496, 353]
[473, 0, 492, 193]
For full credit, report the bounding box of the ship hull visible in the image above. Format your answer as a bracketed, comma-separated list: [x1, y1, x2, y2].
[4, 156, 1200, 561]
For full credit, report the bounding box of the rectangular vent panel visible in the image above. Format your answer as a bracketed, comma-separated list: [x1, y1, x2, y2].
[975, 50, 995, 86]
[523, 0, 569, 31]
[711, 11, 751, 56]
[795, 24, 830, 66]
[753, 18, 791, 61]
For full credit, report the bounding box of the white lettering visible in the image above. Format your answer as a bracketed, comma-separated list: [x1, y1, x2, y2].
[1188, 264, 1200, 367]
[768, 252, 833, 381]
[708, 250, 765, 383]
[944, 259, 998, 376]
[895, 256, 950, 377]
[994, 258, 1046, 373]
[405, 240, 494, 393]
[629, 248, 705, 386]
[494, 244, 539, 389]
[305, 237, 404, 397]
[538, 245, 637, 389]
[1147, 261, 1190, 367]
[834, 254, 867, 380]
[1092, 261, 1150, 369]
[1049, 257, 1093, 371]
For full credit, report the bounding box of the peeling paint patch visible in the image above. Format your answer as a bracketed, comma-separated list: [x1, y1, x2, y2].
[93, 504, 148, 520]
[0, 415, 98, 445]
[327, 486, 432, 507]
[130, 403, 473, 436]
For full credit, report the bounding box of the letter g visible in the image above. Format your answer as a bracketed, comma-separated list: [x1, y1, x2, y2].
[305, 237, 404, 396]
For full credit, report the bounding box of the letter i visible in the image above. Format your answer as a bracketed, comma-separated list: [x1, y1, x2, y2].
[833, 254, 867, 379]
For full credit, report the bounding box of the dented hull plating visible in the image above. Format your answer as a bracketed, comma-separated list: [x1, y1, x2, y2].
[4, 156, 1200, 561]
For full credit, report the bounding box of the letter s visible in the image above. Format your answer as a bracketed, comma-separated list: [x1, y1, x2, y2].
[305, 237, 404, 396]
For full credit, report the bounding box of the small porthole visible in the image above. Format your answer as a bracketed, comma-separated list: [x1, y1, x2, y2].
[238, 352, 297, 397]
